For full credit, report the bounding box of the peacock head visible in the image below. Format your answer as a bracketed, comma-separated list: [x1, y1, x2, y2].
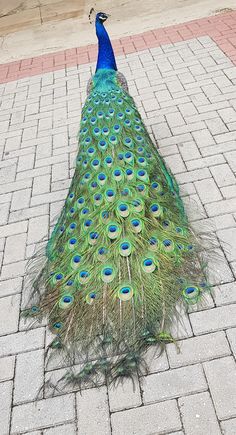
[96, 12, 109, 23]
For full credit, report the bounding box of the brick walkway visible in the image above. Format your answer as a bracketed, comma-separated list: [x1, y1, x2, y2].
[0, 11, 236, 435]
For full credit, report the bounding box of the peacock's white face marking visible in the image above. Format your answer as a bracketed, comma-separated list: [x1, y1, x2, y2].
[98, 12, 109, 22]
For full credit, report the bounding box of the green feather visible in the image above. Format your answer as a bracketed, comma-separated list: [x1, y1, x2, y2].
[23, 68, 210, 385]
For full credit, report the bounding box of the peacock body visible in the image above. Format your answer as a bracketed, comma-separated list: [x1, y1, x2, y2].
[25, 12, 210, 384]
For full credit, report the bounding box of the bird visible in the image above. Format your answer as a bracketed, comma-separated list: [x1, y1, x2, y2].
[24, 11, 210, 387]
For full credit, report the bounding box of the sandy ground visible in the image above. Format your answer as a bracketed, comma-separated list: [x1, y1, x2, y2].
[0, 0, 235, 63]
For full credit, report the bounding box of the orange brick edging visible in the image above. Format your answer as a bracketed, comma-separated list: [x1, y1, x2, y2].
[1, 10, 236, 83]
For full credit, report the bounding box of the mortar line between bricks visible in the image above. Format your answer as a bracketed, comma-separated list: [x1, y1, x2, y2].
[9, 349, 17, 434]
[225, 329, 236, 365]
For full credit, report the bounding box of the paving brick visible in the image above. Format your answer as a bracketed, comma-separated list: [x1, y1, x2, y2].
[221, 184, 236, 199]
[33, 174, 51, 195]
[43, 423, 76, 435]
[179, 101, 197, 117]
[0, 381, 13, 434]
[226, 328, 236, 358]
[18, 153, 35, 172]
[206, 198, 236, 217]
[213, 282, 236, 306]
[0, 163, 16, 184]
[165, 154, 186, 174]
[76, 387, 110, 435]
[195, 178, 222, 204]
[108, 378, 141, 412]
[0, 355, 15, 381]
[11, 188, 31, 211]
[14, 349, 44, 404]
[0, 179, 32, 195]
[179, 392, 221, 435]
[178, 141, 201, 161]
[0, 202, 10, 225]
[11, 393, 75, 433]
[52, 161, 69, 182]
[141, 364, 207, 404]
[166, 111, 185, 128]
[0, 328, 45, 358]
[218, 228, 236, 262]
[190, 305, 236, 335]
[4, 233, 27, 264]
[141, 346, 169, 375]
[31, 189, 67, 206]
[225, 150, 236, 172]
[17, 166, 51, 181]
[152, 122, 172, 140]
[0, 294, 20, 336]
[9, 204, 49, 224]
[183, 193, 206, 221]
[219, 107, 236, 124]
[192, 129, 216, 150]
[28, 215, 49, 244]
[221, 418, 236, 435]
[186, 154, 225, 171]
[210, 164, 236, 187]
[111, 400, 181, 435]
[205, 117, 228, 135]
[0, 277, 22, 297]
[176, 168, 211, 184]
[167, 331, 230, 368]
[203, 356, 236, 420]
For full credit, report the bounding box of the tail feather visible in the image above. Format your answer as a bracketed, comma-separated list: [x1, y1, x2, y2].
[23, 68, 211, 387]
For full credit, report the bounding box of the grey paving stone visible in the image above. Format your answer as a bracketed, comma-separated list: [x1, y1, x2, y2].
[18, 153, 35, 172]
[4, 232, 27, 264]
[206, 198, 236, 217]
[219, 107, 236, 124]
[0, 179, 32, 196]
[0, 277, 22, 297]
[179, 391, 221, 435]
[225, 150, 236, 172]
[108, 377, 141, 412]
[27, 215, 49, 244]
[195, 178, 222, 204]
[141, 364, 207, 404]
[14, 349, 44, 404]
[0, 259, 27, 280]
[205, 247, 234, 285]
[178, 141, 201, 161]
[141, 346, 169, 375]
[190, 305, 236, 335]
[213, 282, 236, 306]
[11, 188, 31, 211]
[0, 202, 10, 225]
[0, 328, 45, 357]
[226, 328, 236, 358]
[0, 381, 13, 434]
[111, 400, 181, 435]
[192, 129, 215, 148]
[203, 356, 236, 420]
[218, 228, 236, 262]
[175, 168, 211, 184]
[0, 294, 20, 336]
[33, 174, 51, 196]
[221, 418, 236, 434]
[0, 355, 15, 381]
[11, 394, 75, 433]
[43, 423, 76, 435]
[167, 331, 230, 368]
[76, 387, 111, 435]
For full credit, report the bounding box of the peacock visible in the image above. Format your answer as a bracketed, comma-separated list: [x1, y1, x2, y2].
[24, 11, 210, 387]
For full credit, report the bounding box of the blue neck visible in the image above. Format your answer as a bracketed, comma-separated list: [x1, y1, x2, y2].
[95, 19, 117, 72]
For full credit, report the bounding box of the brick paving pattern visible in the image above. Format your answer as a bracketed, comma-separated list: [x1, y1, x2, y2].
[0, 15, 236, 435]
